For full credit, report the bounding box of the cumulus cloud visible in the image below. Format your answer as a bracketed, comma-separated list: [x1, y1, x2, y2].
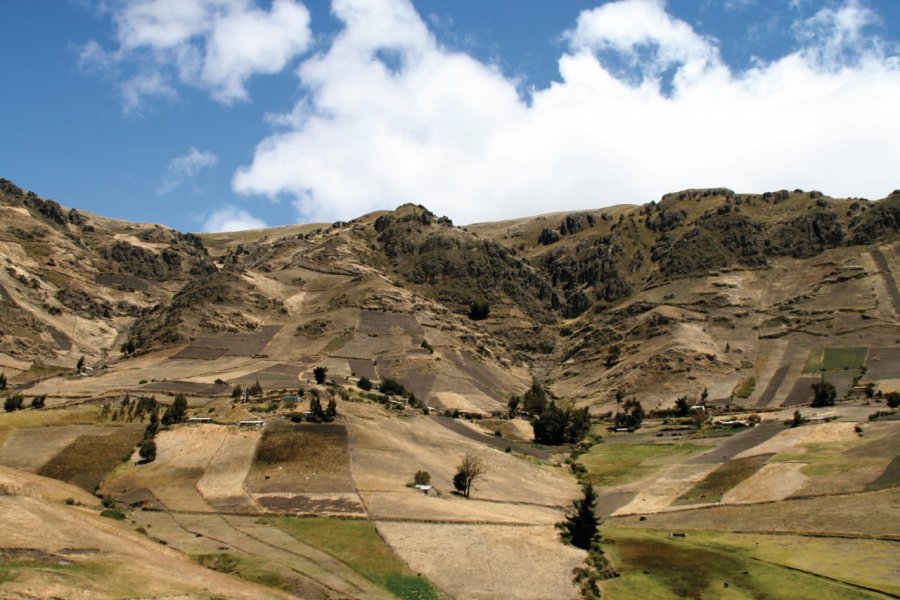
[232, 0, 900, 224]
[158, 146, 218, 195]
[82, 0, 312, 111]
[201, 205, 266, 232]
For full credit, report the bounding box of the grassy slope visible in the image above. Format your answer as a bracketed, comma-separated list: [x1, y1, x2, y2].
[274, 517, 444, 600]
[577, 442, 709, 487]
[601, 528, 892, 600]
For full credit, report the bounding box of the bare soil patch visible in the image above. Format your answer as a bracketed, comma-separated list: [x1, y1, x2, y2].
[721, 462, 807, 503]
[377, 522, 583, 600]
[735, 422, 858, 458]
[102, 425, 228, 512]
[754, 363, 790, 408]
[865, 347, 900, 379]
[141, 380, 230, 395]
[358, 310, 422, 336]
[782, 376, 819, 406]
[173, 325, 281, 359]
[37, 426, 143, 491]
[196, 427, 260, 512]
[348, 358, 378, 380]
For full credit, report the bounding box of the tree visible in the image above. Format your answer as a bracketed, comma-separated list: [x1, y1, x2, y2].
[379, 378, 406, 396]
[507, 395, 520, 417]
[231, 385, 243, 399]
[248, 380, 263, 398]
[309, 395, 324, 422]
[886, 391, 900, 409]
[614, 399, 644, 430]
[558, 483, 600, 550]
[811, 381, 836, 407]
[325, 397, 337, 422]
[162, 394, 187, 426]
[701, 387, 709, 405]
[139, 439, 157, 462]
[674, 396, 690, 417]
[76, 356, 85, 372]
[864, 383, 876, 399]
[144, 410, 159, 439]
[790, 409, 804, 428]
[357, 376, 372, 391]
[313, 366, 328, 385]
[531, 403, 591, 445]
[453, 452, 487, 498]
[30, 395, 46, 409]
[0, 372, 6, 390]
[468, 300, 490, 321]
[4, 394, 24, 412]
[414, 470, 431, 485]
[523, 383, 548, 415]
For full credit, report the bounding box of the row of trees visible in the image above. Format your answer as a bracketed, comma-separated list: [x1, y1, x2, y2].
[4, 393, 45, 411]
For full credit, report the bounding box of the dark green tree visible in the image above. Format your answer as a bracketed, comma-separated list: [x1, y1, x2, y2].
[674, 396, 690, 417]
[4, 394, 24, 412]
[162, 394, 187, 426]
[139, 439, 157, 462]
[614, 399, 644, 429]
[248, 380, 263, 398]
[0, 372, 7, 390]
[886, 391, 900, 409]
[790, 410, 804, 428]
[144, 409, 159, 438]
[507, 395, 520, 417]
[414, 470, 431, 485]
[379, 378, 406, 396]
[468, 300, 490, 321]
[523, 384, 548, 415]
[30, 395, 46, 409]
[325, 397, 337, 422]
[357, 376, 372, 391]
[558, 483, 600, 550]
[309, 395, 324, 422]
[313, 366, 328, 385]
[811, 381, 836, 407]
[231, 384, 243, 399]
[76, 356, 85, 372]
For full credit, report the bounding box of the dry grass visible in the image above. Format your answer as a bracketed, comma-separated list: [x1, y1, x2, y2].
[376, 522, 583, 600]
[37, 426, 143, 491]
[246, 423, 354, 494]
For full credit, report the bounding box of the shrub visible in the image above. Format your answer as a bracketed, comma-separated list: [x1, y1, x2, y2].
[886, 391, 900, 409]
[30, 395, 46, 409]
[4, 394, 24, 412]
[413, 470, 431, 485]
[379, 378, 406, 396]
[811, 381, 837, 407]
[100, 508, 126, 521]
[357, 376, 372, 391]
[0, 372, 6, 390]
[420, 340, 434, 354]
[139, 439, 157, 462]
[64, 497, 75, 505]
[468, 301, 490, 321]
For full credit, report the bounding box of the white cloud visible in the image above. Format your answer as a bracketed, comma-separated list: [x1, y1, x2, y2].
[233, 0, 900, 224]
[158, 147, 218, 195]
[82, 0, 312, 110]
[201, 205, 266, 232]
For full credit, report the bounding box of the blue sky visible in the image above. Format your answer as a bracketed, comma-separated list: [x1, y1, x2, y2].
[1, 0, 898, 232]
